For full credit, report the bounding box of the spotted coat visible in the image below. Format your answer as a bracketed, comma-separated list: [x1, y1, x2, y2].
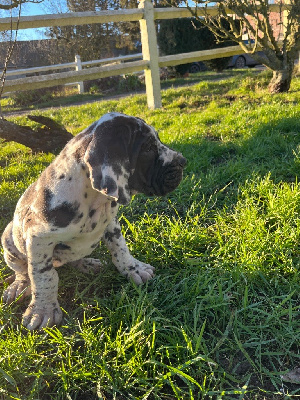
[1, 112, 186, 330]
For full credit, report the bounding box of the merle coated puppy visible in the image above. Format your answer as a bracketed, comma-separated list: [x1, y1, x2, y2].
[1, 112, 186, 330]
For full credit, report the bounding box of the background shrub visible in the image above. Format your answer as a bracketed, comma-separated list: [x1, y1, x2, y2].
[157, 18, 235, 74]
[83, 76, 121, 93]
[84, 74, 143, 94]
[117, 74, 143, 92]
[11, 87, 59, 106]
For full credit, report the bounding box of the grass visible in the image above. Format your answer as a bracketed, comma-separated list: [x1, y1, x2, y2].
[1, 69, 300, 399]
[1, 69, 250, 114]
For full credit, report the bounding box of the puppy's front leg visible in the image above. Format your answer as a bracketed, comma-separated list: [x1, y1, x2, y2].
[103, 218, 155, 285]
[22, 238, 62, 330]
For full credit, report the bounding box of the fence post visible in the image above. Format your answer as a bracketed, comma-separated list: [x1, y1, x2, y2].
[75, 54, 84, 94]
[139, 0, 162, 109]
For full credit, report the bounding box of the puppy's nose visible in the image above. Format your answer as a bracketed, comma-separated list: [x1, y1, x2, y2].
[177, 154, 187, 167]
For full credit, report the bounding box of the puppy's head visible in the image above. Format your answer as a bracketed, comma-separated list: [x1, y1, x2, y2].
[84, 112, 186, 205]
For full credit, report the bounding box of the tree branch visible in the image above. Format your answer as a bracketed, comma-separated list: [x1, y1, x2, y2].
[0, 116, 73, 153]
[188, 0, 295, 72]
[0, 0, 42, 10]
[0, 0, 22, 119]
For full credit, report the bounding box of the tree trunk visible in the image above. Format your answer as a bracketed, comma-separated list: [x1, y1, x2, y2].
[268, 68, 293, 94]
[0, 115, 73, 153]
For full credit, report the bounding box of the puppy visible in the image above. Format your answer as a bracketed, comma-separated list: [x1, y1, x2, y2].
[1, 112, 186, 330]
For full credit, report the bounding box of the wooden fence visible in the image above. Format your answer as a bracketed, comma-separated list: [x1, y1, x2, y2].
[5, 53, 144, 94]
[0, 0, 281, 109]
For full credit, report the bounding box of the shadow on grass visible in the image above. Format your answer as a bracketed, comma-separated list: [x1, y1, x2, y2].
[173, 115, 300, 209]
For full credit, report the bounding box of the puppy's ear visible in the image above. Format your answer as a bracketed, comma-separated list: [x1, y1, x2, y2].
[83, 114, 143, 204]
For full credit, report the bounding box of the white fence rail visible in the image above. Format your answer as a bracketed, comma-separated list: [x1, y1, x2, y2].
[5, 53, 143, 77]
[5, 53, 144, 94]
[0, 1, 281, 109]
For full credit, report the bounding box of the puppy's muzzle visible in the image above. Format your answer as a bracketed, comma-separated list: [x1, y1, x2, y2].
[155, 154, 187, 195]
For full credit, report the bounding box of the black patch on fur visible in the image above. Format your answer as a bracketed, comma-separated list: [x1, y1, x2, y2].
[104, 227, 121, 242]
[73, 212, 84, 223]
[89, 209, 96, 218]
[55, 243, 71, 251]
[113, 228, 121, 239]
[91, 222, 97, 230]
[59, 174, 65, 179]
[92, 171, 118, 194]
[93, 172, 117, 195]
[42, 188, 79, 227]
[117, 187, 128, 205]
[40, 264, 53, 273]
[104, 231, 114, 242]
[112, 163, 122, 176]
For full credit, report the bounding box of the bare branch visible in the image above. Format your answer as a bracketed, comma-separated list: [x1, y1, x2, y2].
[186, 0, 299, 92]
[0, 0, 42, 10]
[0, 0, 22, 118]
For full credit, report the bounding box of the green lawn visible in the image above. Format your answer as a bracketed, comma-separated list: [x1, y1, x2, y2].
[1, 69, 300, 399]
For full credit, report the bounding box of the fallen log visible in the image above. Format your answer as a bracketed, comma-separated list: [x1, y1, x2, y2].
[0, 115, 73, 153]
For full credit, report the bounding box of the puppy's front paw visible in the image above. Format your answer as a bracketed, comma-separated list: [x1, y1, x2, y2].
[22, 301, 63, 330]
[125, 260, 155, 285]
[3, 277, 31, 304]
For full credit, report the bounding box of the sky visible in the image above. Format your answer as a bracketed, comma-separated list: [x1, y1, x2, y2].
[1, 0, 209, 41]
[0, 0, 66, 40]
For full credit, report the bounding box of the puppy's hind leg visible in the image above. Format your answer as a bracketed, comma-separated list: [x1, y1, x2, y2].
[21, 237, 62, 330]
[69, 258, 104, 274]
[1, 222, 31, 304]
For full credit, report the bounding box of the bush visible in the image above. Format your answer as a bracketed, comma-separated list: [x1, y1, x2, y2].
[117, 74, 143, 92]
[157, 18, 235, 75]
[11, 87, 57, 106]
[83, 76, 121, 93]
[88, 84, 100, 94]
[84, 75, 143, 95]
